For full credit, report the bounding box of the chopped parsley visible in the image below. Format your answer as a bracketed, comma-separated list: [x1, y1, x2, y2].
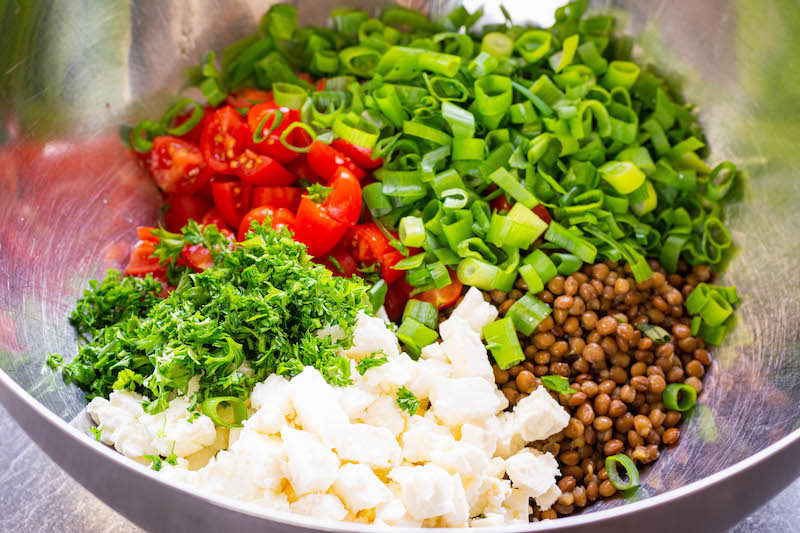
[541, 375, 576, 395]
[356, 352, 388, 375]
[46, 353, 63, 369]
[396, 386, 419, 415]
[88, 425, 103, 441]
[57, 222, 369, 415]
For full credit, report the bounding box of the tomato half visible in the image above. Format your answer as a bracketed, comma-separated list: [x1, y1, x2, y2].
[307, 141, 366, 182]
[247, 102, 301, 164]
[293, 196, 348, 257]
[211, 180, 252, 229]
[236, 150, 296, 186]
[252, 186, 302, 212]
[125, 240, 163, 276]
[237, 205, 296, 240]
[331, 139, 383, 170]
[323, 167, 362, 227]
[149, 136, 212, 194]
[413, 270, 463, 309]
[201, 106, 253, 175]
[226, 88, 273, 108]
[349, 222, 393, 263]
[164, 193, 213, 232]
[380, 250, 406, 285]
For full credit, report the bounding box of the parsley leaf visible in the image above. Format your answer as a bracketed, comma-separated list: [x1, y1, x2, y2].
[541, 375, 576, 395]
[143, 454, 164, 471]
[356, 352, 388, 375]
[396, 386, 419, 415]
[88, 425, 103, 441]
[46, 353, 63, 369]
[306, 184, 333, 203]
[61, 222, 370, 414]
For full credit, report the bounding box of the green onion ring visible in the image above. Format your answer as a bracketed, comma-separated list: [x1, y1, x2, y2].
[201, 396, 247, 428]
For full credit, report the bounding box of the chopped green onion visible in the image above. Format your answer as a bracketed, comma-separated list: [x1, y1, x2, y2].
[481, 32, 514, 59]
[452, 138, 485, 160]
[457, 258, 504, 291]
[544, 222, 597, 263]
[368, 280, 388, 313]
[636, 323, 671, 344]
[488, 168, 538, 209]
[263, 3, 297, 40]
[468, 51, 499, 77]
[279, 122, 316, 152]
[363, 182, 392, 217]
[441, 209, 474, 250]
[397, 318, 439, 359]
[399, 216, 426, 247]
[402, 299, 438, 330]
[419, 50, 462, 77]
[393, 253, 427, 270]
[403, 120, 452, 145]
[507, 293, 552, 335]
[602, 60, 640, 90]
[549, 34, 579, 73]
[599, 160, 646, 194]
[518, 264, 544, 294]
[339, 46, 381, 76]
[333, 114, 380, 148]
[541, 374, 576, 395]
[515, 30, 551, 63]
[442, 102, 476, 139]
[523, 249, 557, 283]
[662, 383, 697, 412]
[550, 252, 583, 275]
[483, 318, 524, 369]
[201, 396, 247, 428]
[428, 261, 451, 289]
[252, 109, 284, 143]
[605, 454, 640, 490]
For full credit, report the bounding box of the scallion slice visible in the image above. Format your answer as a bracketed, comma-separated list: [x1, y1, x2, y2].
[201, 396, 247, 428]
[483, 318, 524, 369]
[605, 454, 640, 490]
[662, 383, 697, 412]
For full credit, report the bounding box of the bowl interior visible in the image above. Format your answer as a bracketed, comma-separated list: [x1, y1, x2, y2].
[1, 0, 800, 518]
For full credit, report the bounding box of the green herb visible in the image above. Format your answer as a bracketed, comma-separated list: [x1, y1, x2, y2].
[46, 353, 63, 369]
[541, 375, 577, 395]
[356, 352, 389, 375]
[88, 425, 103, 441]
[306, 183, 333, 203]
[143, 455, 164, 471]
[636, 323, 671, 344]
[59, 222, 369, 416]
[396, 386, 419, 415]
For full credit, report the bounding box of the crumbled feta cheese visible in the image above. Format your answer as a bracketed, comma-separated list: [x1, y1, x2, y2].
[389, 464, 456, 520]
[511, 386, 570, 442]
[460, 421, 498, 458]
[228, 430, 286, 491]
[333, 463, 393, 512]
[405, 358, 454, 399]
[346, 311, 400, 359]
[504, 448, 561, 499]
[287, 367, 349, 445]
[444, 474, 470, 527]
[428, 377, 506, 427]
[333, 423, 401, 468]
[502, 488, 532, 523]
[87, 394, 158, 459]
[336, 386, 378, 421]
[194, 450, 262, 501]
[469, 512, 507, 527]
[359, 395, 406, 437]
[439, 318, 494, 382]
[450, 287, 499, 335]
[401, 415, 455, 463]
[419, 341, 448, 362]
[290, 493, 348, 521]
[248, 490, 291, 513]
[315, 323, 347, 342]
[430, 441, 489, 480]
[360, 352, 418, 394]
[374, 484, 423, 527]
[142, 395, 217, 457]
[281, 426, 340, 496]
[534, 484, 562, 510]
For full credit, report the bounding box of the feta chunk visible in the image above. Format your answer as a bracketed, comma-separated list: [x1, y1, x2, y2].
[333, 423, 401, 468]
[534, 484, 562, 510]
[495, 411, 526, 459]
[512, 386, 570, 442]
[249, 491, 291, 513]
[460, 421, 498, 458]
[375, 483, 423, 527]
[419, 341, 448, 362]
[87, 395, 157, 459]
[430, 441, 489, 480]
[429, 377, 506, 427]
[359, 395, 406, 437]
[333, 464, 392, 512]
[228, 430, 286, 491]
[389, 464, 456, 520]
[450, 286, 498, 335]
[401, 415, 455, 463]
[470, 512, 507, 527]
[439, 317, 493, 382]
[444, 474, 470, 527]
[286, 367, 349, 445]
[290, 493, 348, 521]
[194, 450, 262, 501]
[346, 311, 400, 359]
[405, 358, 454, 399]
[361, 353, 418, 394]
[281, 426, 339, 496]
[336, 386, 378, 421]
[504, 448, 561, 498]
[142, 395, 217, 457]
[502, 488, 532, 523]
[245, 374, 293, 435]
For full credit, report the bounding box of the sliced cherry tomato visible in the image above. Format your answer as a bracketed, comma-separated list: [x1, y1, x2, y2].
[349, 222, 394, 263]
[247, 102, 301, 164]
[211, 180, 252, 229]
[172, 106, 212, 145]
[125, 240, 163, 276]
[413, 270, 463, 309]
[293, 196, 348, 257]
[491, 193, 512, 213]
[136, 227, 159, 242]
[201, 106, 254, 174]
[200, 208, 230, 231]
[287, 158, 324, 184]
[252, 186, 302, 212]
[181, 227, 234, 271]
[324, 167, 362, 227]
[226, 89, 273, 108]
[380, 250, 406, 285]
[164, 193, 212, 232]
[384, 280, 412, 322]
[533, 203, 552, 225]
[331, 139, 383, 170]
[307, 141, 366, 182]
[313, 246, 360, 278]
[149, 136, 212, 194]
[236, 149, 296, 186]
[237, 205, 296, 240]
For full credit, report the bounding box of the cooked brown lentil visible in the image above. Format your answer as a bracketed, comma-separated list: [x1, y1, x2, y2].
[475, 259, 713, 518]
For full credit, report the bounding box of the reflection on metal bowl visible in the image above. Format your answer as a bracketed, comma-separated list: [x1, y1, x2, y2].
[1, 1, 799, 532]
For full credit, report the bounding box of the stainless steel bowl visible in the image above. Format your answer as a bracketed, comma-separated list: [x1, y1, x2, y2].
[2, 1, 799, 531]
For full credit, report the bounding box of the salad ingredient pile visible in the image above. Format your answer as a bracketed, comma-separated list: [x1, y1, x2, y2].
[89, 289, 571, 527]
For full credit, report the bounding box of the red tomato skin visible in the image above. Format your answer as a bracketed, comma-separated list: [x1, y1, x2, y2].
[181, 228, 234, 271]
[287, 158, 324, 184]
[199, 208, 230, 231]
[307, 141, 366, 182]
[247, 102, 301, 164]
[125, 240, 163, 276]
[164, 193, 212, 232]
[380, 250, 406, 285]
[149, 136, 212, 194]
[313, 247, 360, 278]
[383, 280, 412, 322]
[172, 106, 213, 145]
[532, 203, 552, 225]
[252, 186, 302, 212]
[201, 107, 253, 174]
[331, 139, 383, 170]
[324, 167, 362, 227]
[293, 197, 348, 257]
[236, 150, 297, 186]
[413, 271, 463, 309]
[349, 222, 393, 263]
[226, 89, 273, 108]
[237, 205, 296, 240]
[491, 193, 512, 213]
[211, 180, 253, 229]
[315, 78, 327, 91]
[136, 227, 159, 242]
